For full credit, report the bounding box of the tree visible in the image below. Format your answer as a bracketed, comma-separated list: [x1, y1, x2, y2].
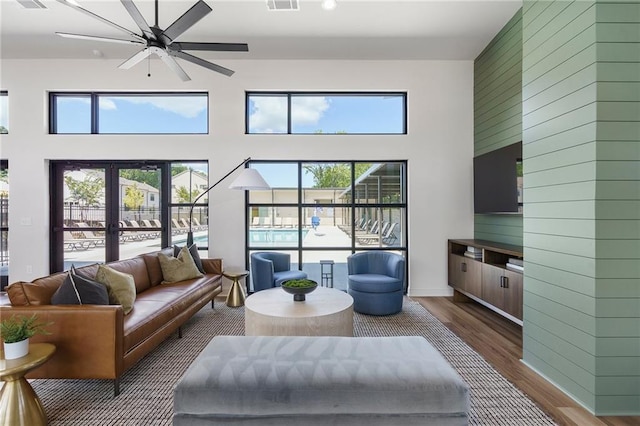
[119, 169, 160, 189]
[64, 175, 104, 206]
[175, 185, 200, 203]
[303, 163, 371, 188]
[124, 184, 144, 210]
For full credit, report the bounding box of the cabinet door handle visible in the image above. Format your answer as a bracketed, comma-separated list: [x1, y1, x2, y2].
[461, 263, 467, 272]
[499, 276, 504, 288]
[503, 276, 509, 288]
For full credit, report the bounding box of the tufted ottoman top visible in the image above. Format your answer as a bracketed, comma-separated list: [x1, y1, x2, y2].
[174, 335, 469, 422]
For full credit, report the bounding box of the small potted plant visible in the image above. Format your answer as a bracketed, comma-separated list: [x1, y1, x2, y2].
[1, 314, 51, 359]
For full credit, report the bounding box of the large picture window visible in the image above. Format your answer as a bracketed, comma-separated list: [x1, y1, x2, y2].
[245, 160, 407, 293]
[246, 92, 407, 134]
[50, 92, 208, 134]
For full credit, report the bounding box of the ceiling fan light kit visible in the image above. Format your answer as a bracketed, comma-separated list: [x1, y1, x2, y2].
[54, 0, 248, 81]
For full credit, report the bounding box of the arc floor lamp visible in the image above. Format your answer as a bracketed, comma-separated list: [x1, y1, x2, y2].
[186, 157, 270, 246]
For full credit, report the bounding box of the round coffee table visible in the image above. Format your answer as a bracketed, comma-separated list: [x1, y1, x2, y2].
[245, 287, 354, 336]
[0, 342, 56, 426]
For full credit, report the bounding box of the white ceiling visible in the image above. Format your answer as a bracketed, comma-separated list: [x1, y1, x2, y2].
[0, 0, 522, 61]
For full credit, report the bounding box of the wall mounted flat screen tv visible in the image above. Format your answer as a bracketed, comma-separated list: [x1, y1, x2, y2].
[474, 142, 522, 214]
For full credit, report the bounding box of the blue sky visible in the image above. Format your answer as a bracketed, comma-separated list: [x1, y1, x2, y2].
[248, 94, 404, 134]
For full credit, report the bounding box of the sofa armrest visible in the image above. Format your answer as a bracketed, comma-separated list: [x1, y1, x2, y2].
[0, 305, 124, 380]
[201, 258, 223, 275]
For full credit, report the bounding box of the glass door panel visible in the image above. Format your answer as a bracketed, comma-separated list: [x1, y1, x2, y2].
[118, 167, 162, 259]
[62, 168, 106, 269]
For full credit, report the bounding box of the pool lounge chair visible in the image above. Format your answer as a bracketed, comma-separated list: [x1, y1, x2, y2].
[74, 222, 105, 246]
[63, 231, 94, 251]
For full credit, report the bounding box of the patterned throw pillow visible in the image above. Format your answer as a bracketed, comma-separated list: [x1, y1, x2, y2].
[159, 246, 204, 284]
[51, 270, 109, 305]
[94, 265, 136, 315]
[173, 244, 205, 274]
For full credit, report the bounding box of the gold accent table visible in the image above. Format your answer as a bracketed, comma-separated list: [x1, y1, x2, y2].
[245, 287, 354, 336]
[1, 343, 56, 426]
[223, 270, 249, 307]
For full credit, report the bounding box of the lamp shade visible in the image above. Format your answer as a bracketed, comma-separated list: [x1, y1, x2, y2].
[228, 168, 270, 190]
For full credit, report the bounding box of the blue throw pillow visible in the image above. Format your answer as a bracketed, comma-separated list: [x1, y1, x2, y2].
[51, 270, 109, 305]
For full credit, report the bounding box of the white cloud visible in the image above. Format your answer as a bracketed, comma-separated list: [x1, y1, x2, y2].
[98, 98, 117, 110]
[109, 96, 207, 118]
[249, 96, 329, 133]
[249, 97, 288, 133]
[291, 96, 330, 126]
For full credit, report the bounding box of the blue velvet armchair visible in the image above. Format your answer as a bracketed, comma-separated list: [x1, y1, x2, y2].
[347, 251, 405, 315]
[250, 252, 308, 292]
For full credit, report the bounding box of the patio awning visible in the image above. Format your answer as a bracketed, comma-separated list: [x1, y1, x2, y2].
[339, 163, 403, 203]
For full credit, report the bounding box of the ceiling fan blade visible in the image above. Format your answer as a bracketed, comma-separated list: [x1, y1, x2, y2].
[169, 50, 234, 77]
[120, 0, 156, 40]
[159, 0, 212, 45]
[56, 32, 145, 46]
[171, 42, 248, 52]
[55, 0, 145, 42]
[119, 48, 151, 69]
[151, 47, 191, 82]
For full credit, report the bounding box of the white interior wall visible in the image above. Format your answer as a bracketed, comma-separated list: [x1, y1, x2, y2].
[0, 58, 474, 296]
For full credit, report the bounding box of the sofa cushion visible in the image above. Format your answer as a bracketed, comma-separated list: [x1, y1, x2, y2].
[348, 274, 403, 293]
[122, 275, 218, 352]
[159, 247, 203, 284]
[174, 244, 205, 274]
[95, 265, 137, 315]
[105, 257, 152, 294]
[6, 281, 59, 306]
[51, 271, 109, 305]
[141, 247, 175, 287]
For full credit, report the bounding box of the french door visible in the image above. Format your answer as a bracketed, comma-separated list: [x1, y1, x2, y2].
[50, 161, 170, 273]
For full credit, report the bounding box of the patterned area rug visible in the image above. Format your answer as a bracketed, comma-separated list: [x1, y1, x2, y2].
[31, 298, 557, 425]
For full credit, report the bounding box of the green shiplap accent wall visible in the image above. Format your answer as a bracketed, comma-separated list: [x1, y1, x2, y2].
[522, 0, 639, 415]
[473, 9, 523, 245]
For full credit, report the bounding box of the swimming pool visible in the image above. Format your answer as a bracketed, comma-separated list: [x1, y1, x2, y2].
[187, 229, 308, 246]
[250, 229, 308, 245]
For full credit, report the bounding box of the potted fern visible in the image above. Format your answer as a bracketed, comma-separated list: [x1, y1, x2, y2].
[1, 314, 51, 359]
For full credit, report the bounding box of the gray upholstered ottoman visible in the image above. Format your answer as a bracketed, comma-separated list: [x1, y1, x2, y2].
[173, 335, 470, 425]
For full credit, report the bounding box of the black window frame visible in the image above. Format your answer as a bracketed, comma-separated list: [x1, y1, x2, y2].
[245, 92, 408, 135]
[49, 91, 209, 135]
[243, 160, 409, 293]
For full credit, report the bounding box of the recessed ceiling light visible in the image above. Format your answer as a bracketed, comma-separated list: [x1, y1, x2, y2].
[321, 0, 337, 11]
[266, 0, 300, 11]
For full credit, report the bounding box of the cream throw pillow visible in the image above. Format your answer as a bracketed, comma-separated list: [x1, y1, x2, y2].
[158, 246, 204, 284]
[95, 265, 136, 315]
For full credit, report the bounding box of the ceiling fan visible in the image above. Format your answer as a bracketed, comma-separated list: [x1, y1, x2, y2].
[54, 0, 248, 81]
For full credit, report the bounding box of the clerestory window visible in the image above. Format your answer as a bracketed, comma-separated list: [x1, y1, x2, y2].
[49, 92, 208, 134]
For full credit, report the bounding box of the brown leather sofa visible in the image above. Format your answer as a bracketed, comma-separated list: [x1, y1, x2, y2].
[1, 248, 223, 396]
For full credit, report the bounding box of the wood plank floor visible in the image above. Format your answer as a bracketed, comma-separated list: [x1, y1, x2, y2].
[413, 297, 640, 426]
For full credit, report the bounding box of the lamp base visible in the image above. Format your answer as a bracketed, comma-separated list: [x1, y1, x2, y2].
[186, 231, 194, 246]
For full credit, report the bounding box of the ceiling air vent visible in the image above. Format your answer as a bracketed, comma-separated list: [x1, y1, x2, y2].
[16, 0, 46, 9]
[266, 0, 299, 11]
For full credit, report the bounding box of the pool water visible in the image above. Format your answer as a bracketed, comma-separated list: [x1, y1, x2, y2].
[191, 229, 308, 246]
[250, 229, 308, 244]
